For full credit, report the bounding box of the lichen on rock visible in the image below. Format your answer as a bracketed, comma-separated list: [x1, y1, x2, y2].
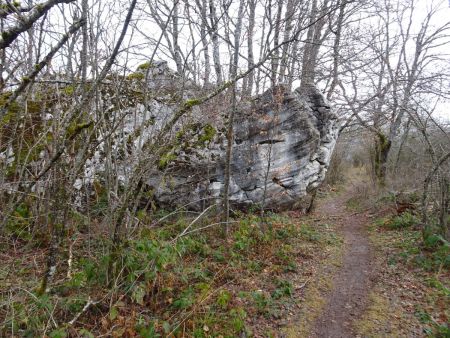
[37, 63, 339, 212]
[148, 84, 339, 211]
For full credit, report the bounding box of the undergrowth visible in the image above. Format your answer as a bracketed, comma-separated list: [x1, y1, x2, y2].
[375, 212, 450, 271]
[369, 211, 450, 337]
[0, 210, 338, 337]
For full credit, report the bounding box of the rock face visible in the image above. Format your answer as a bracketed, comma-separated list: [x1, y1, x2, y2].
[61, 62, 338, 211]
[0, 61, 338, 212]
[149, 84, 339, 210]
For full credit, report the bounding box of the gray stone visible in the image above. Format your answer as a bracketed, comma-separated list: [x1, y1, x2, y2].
[150, 84, 339, 211]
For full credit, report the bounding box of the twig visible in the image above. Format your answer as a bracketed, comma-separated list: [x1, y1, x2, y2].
[66, 236, 78, 279]
[296, 278, 311, 290]
[68, 297, 98, 326]
[173, 204, 215, 241]
[43, 299, 59, 336]
[178, 221, 239, 237]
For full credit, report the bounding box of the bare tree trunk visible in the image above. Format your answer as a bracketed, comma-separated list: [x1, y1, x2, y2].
[300, 0, 328, 89]
[373, 132, 391, 187]
[278, 0, 294, 84]
[26, 0, 35, 74]
[0, 16, 5, 91]
[439, 177, 449, 240]
[326, 0, 346, 100]
[222, 0, 244, 232]
[242, 0, 255, 96]
[185, 2, 198, 83]
[255, 0, 269, 94]
[81, 0, 88, 84]
[393, 118, 411, 174]
[300, 0, 318, 88]
[208, 0, 222, 83]
[195, 0, 211, 86]
[287, 38, 299, 90]
[270, 0, 284, 86]
[172, 1, 184, 75]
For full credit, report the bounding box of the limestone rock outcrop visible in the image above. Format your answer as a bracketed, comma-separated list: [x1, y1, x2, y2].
[0, 61, 339, 212]
[148, 84, 339, 210]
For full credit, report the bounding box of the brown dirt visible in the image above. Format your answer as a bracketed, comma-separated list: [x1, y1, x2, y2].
[309, 188, 373, 338]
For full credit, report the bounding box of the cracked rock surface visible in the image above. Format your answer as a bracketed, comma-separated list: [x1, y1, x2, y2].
[150, 84, 339, 210]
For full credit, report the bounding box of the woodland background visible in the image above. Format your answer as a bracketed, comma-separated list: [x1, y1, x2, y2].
[0, 0, 449, 336]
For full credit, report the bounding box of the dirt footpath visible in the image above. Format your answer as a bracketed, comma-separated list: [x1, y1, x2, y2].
[310, 189, 373, 338]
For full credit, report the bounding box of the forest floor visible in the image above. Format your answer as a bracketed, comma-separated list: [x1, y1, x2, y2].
[0, 171, 449, 337]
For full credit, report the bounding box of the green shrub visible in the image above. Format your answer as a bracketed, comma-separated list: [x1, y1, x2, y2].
[251, 291, 271, 313]
[4, 203, 32, 240]
[234, 224, 256, 251]
[271, 280, 293, 299]
[384, 212, 418, 229]
[172, 287, 195, 309]
[229, 307, 247, 331]
[216, 290, 232, 309]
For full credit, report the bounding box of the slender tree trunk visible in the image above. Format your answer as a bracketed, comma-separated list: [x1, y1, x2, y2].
[300, 0, 318, 88]
[172, 1, 184, 75]
[222, 0, 244, 232]
[278, 0, 294, 84]
[185, 2, 198, 83]
[439, 177, 449, 240]
[300, 0, 328, 89]
[287, 38, 299, 90]
[255, 0, 269, 94]
[26, 0, 35, 74]
[0, 16, 5, 91]
[243, 0, 255, 96]
[208, 0, 222, 83]
[393, 118, 411, 174]
[270, 0, 283, 86]
[81, 0, 88, 84]
[196, 0, 211, 86]
[326, 0, 346, 99]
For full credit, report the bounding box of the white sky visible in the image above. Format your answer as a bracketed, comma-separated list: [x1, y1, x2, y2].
[4, 0, 450, 121]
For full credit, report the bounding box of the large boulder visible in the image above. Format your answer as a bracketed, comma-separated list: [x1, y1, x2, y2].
[0, 62, 338, 212]
[148, 84, 339, 210]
